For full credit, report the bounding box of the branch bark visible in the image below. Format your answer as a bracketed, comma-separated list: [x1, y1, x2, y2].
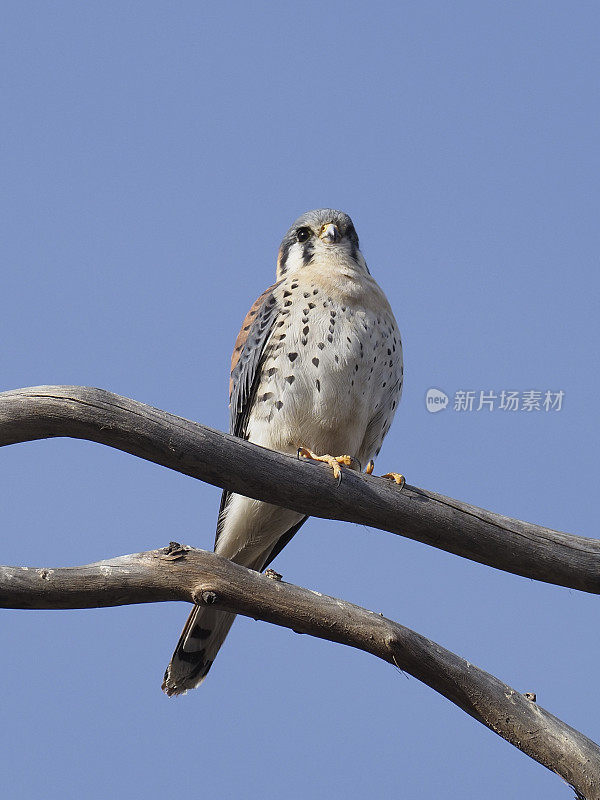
[1, 385, 598, 593]
[0, 543, 598, 799]
[2, 385, 599, 795]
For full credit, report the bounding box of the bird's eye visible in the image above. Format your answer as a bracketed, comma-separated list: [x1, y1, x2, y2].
[296, 227, 312, 242]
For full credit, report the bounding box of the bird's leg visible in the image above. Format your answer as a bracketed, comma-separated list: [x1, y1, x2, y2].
[297, 447, 353, 482]
[364, 459, 405, 489]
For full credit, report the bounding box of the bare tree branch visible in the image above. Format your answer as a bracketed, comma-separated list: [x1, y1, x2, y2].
[1, 385, 598, 593]
[2, 385, 599, 794]
[0, 543, 598, 798]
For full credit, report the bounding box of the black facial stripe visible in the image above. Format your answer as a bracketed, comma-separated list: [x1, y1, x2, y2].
[278, 239, 292, 275]
[301, 240, 314, 266]
[346, 224, 359, 249]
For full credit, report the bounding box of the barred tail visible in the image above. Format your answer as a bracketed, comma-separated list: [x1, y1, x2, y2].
[162, 605, 236, 696]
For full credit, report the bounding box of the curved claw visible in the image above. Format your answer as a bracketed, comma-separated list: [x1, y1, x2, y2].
[297, 447, 353, 484]
[382, 472, 405, 489]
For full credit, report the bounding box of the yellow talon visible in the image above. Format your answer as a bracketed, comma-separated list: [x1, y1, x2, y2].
[298, 448, 353, 481]
[365, 460, 375, 475]
[382, 472, 405, 488]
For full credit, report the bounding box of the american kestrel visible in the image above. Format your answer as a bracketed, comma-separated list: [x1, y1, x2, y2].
[162, 209, 403, 696]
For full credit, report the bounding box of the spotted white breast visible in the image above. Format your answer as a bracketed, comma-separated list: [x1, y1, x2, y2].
[247, 260, 403, 470]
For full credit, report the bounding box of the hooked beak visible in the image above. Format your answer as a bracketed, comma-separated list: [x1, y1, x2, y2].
[319, 223, 341, 244]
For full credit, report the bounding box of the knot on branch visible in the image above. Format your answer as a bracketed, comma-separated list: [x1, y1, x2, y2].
[157, 542, 190, 561]
[384, 633, 408, 671]
[191, 586, 220, 606]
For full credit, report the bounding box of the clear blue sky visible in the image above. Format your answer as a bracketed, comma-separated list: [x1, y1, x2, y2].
[1, 3, 598, 798]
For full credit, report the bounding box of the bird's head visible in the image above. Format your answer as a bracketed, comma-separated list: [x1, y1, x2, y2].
[276, 209, 368, 280]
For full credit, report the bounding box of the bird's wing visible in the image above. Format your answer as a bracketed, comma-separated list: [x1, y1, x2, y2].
[215, 280, 308, 555]
[228, 281, 282, 438]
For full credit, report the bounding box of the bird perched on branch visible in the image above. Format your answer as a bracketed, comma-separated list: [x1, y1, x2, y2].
[162, 208, 403, 695]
